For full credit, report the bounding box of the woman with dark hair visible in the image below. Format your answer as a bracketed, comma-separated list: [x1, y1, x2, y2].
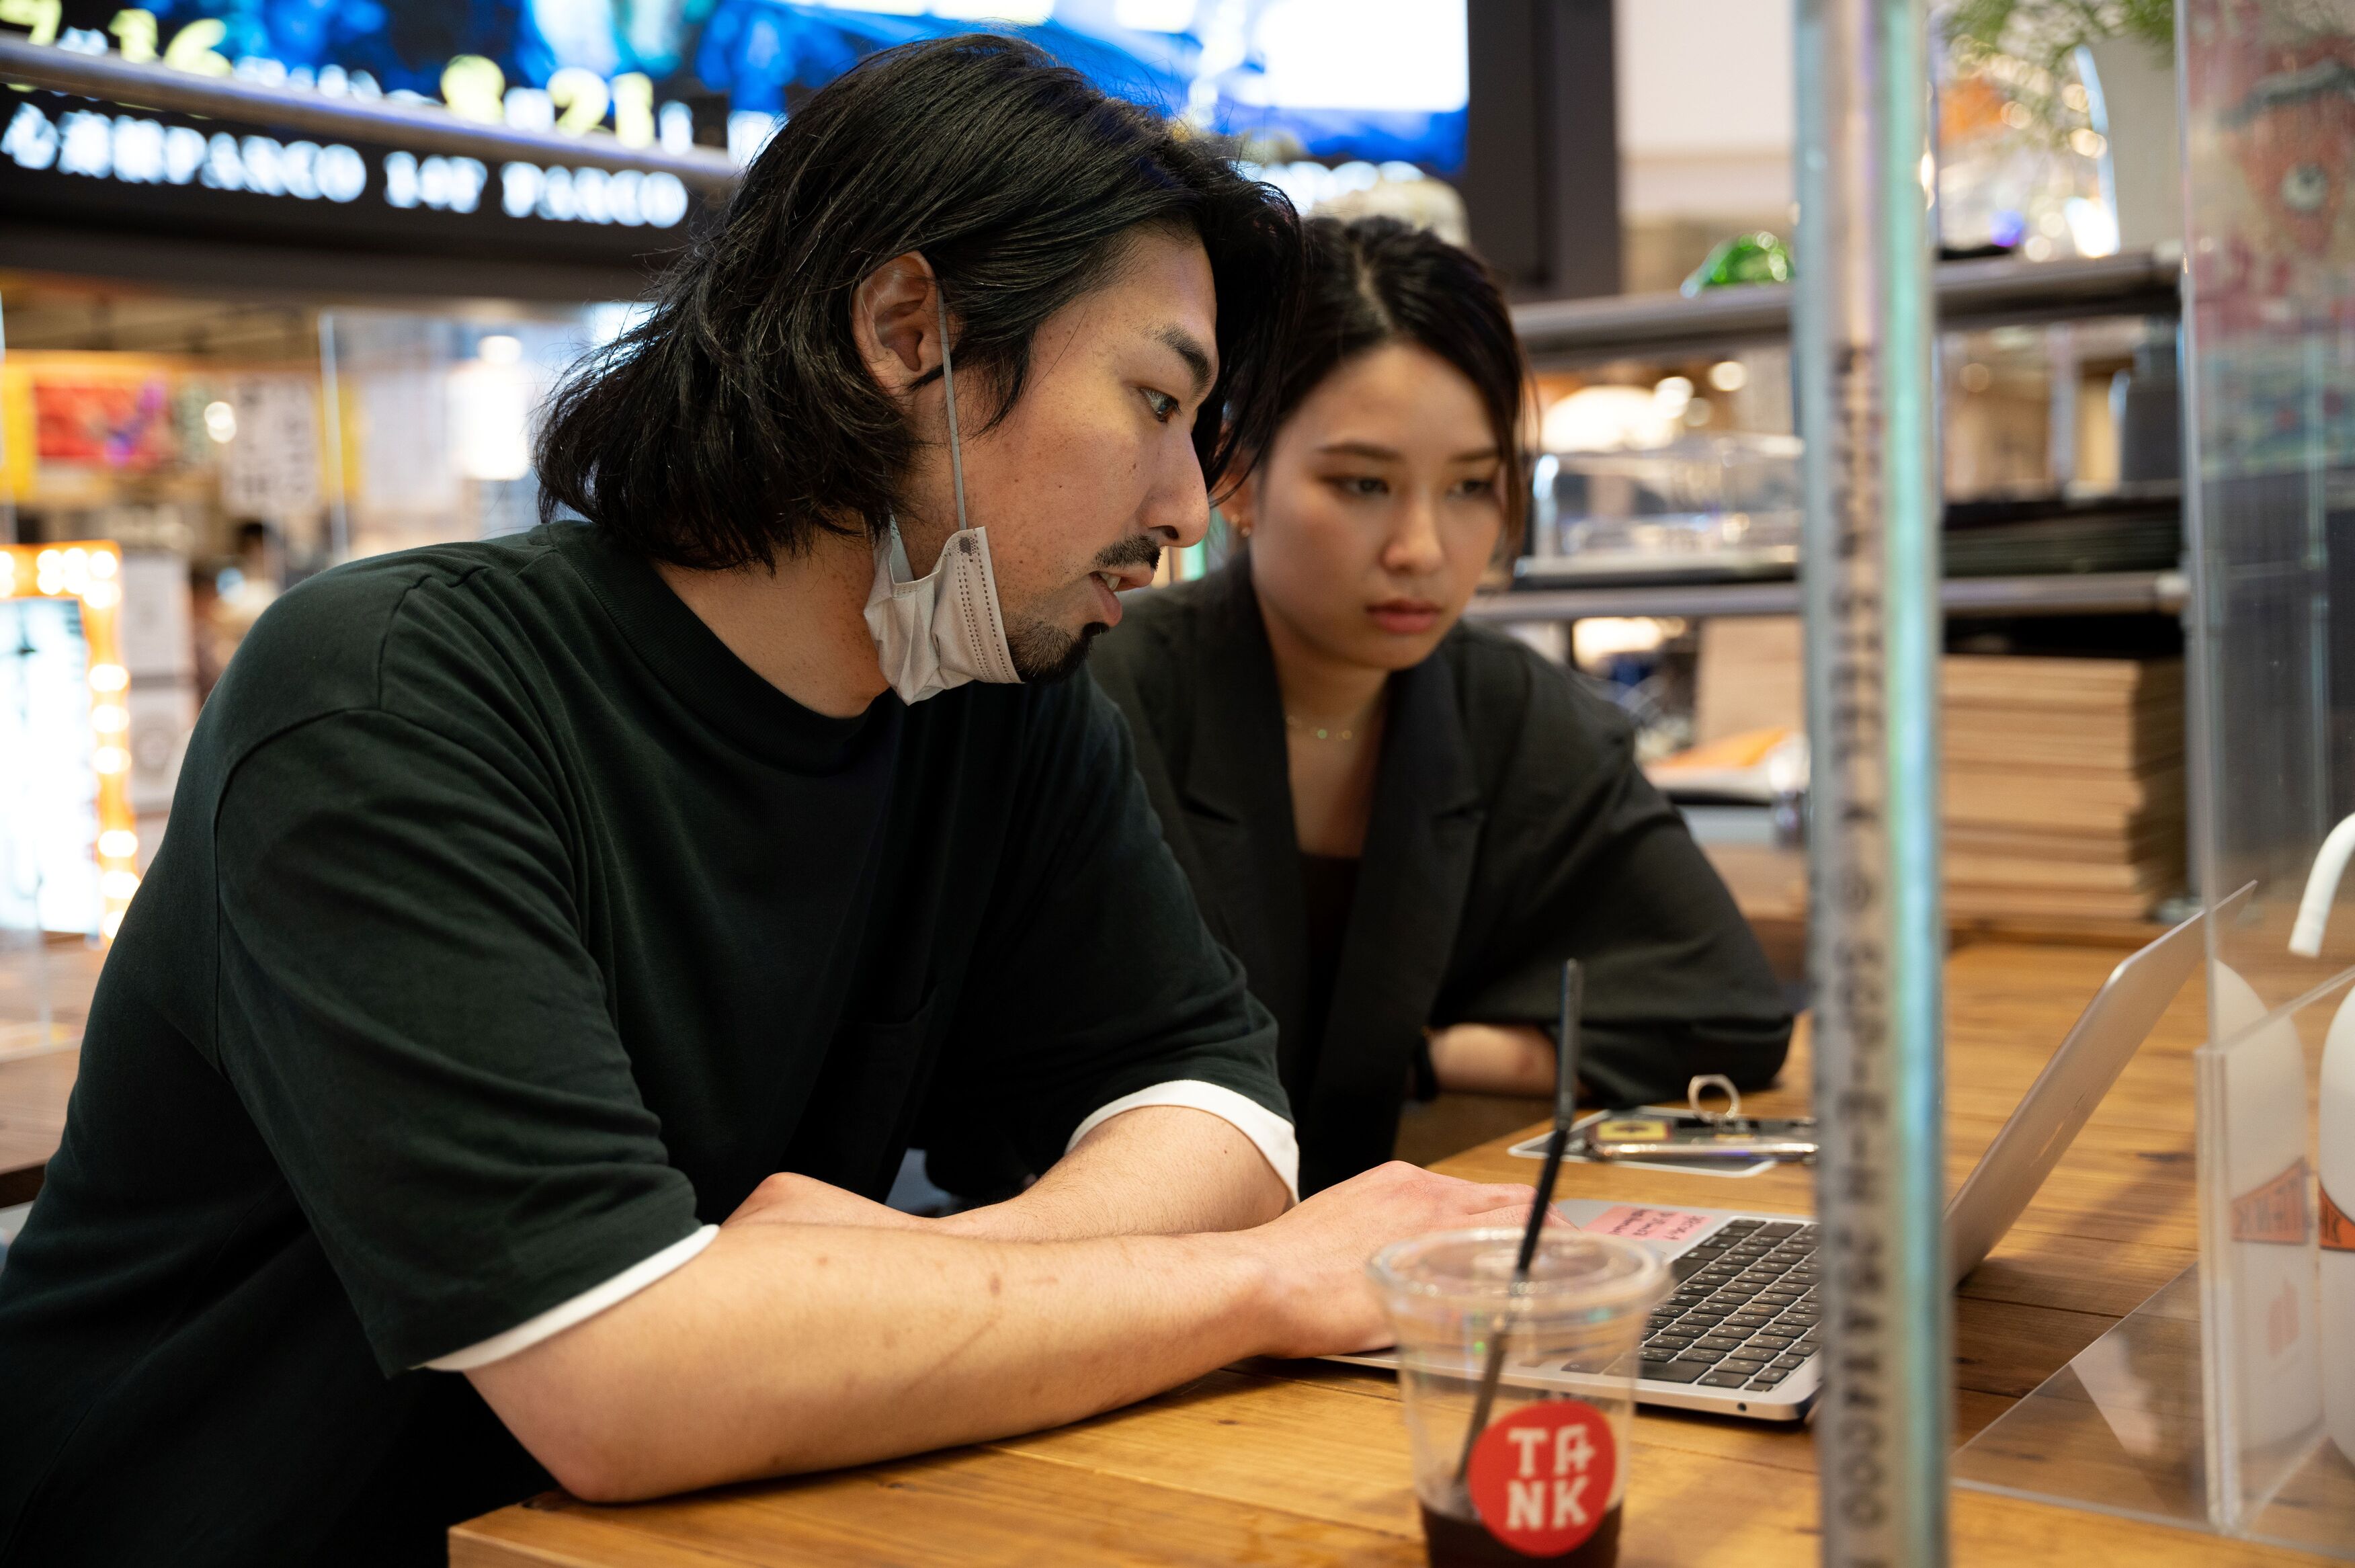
[1091, 218, 1793, 1195]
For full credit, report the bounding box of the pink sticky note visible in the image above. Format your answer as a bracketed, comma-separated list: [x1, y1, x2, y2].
[1579, 1205, 1715, 1245]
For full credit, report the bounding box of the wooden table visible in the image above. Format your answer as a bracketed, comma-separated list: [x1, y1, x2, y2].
[436, 939, 2325, 1564]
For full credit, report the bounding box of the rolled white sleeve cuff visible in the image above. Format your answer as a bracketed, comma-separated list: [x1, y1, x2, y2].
[1066, 1079, 1299, 1201]
[421, 1223, 718, 1372]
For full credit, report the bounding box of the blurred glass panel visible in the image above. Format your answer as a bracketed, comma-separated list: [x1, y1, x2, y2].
[2178, 0, 2355, 1548]
[319, 305, 638, 557]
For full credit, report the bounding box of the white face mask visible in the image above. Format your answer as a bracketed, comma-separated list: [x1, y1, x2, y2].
[862, 280, 1021, 704]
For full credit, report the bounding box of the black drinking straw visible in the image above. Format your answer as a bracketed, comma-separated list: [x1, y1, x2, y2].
[1454, 959, 1584, 1489]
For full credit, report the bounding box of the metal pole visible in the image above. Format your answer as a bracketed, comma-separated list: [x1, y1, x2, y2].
[1795, 1, 1950, 1564]
[0, 36, 739, 190]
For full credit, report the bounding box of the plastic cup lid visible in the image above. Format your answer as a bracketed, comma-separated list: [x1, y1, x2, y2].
[1367, 1227, 1666, 1316]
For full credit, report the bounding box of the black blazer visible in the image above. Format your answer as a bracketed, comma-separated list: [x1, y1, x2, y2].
[1088, 559, 1792, 1194]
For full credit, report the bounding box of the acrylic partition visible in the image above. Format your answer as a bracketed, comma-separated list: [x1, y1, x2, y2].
[1954, 0, 2355, 1552]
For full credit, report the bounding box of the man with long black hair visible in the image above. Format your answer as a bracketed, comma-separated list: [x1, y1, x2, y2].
[0, 36, 1532, 1566]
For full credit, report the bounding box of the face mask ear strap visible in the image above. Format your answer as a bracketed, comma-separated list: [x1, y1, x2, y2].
[935, 271, 970, 536]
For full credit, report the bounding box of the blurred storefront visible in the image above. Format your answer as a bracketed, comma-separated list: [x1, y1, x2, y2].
[0, 286, 635, 886]
[0, 3, 725, 966]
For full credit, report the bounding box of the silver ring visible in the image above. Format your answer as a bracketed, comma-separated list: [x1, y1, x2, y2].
[1687, 1074, 1741, 1124]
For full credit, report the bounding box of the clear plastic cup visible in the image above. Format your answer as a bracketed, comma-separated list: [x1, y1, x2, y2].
[1369, 1228, 1666, 1566]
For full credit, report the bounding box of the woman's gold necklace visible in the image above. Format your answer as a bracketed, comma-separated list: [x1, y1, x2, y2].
[1285, 712, 1358, 742]
[1284, 698, 1382, 743]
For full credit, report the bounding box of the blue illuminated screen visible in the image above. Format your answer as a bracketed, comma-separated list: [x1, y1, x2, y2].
[106, 1, 1470, 175]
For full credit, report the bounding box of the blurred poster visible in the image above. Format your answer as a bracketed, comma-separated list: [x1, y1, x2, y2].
[32, 378, 175, 470]
[220, 377, 323, 521]
[2184, 0, 2355, 324]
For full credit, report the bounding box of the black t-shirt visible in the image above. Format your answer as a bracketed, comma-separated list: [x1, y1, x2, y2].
[0, 524, 1282, 1567]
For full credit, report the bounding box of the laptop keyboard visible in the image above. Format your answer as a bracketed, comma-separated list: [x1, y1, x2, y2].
[1639, 1218, 1820, 1392]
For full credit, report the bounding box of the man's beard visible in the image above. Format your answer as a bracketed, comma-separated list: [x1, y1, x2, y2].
[1006, 618, 1107, 684]
[1002, 534, 1161, 684]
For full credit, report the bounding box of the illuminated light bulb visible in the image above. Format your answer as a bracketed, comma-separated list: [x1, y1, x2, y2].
[1708, 360, 1749, 393]
[204, 401, 238, 444]
[83, 581, 121, 610]
[1652, 375, 1694, 415]
[2063, 197, 2120, 259]
[91, 704, 129, 733]
[99, 829, 139, 858]
[101, 909, 124, 940]
[93, 747, 129, 774]
[89, 550, 118, 579]
[36, 549, 60, 572]
[101, 870, 141, 901]
[64, 547, 88, 573]
[89, 664, 129, 692]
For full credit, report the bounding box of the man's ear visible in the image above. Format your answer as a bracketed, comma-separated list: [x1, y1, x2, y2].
[851, 251, 942, 399]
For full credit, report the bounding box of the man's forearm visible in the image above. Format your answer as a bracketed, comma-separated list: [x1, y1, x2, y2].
[940, 1104, 1289, 1243]
[470, 1218, 1268, 1501]
[466, 1160, 1540, 1506]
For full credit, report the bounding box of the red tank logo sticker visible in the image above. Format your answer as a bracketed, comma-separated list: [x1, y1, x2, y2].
[1466, 1399, 1616, 1557]
[2323, 1184, 2355, 1253]
[2233, 1157, 2314, 1245]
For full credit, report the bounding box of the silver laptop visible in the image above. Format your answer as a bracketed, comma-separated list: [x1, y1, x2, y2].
[1337, 887, 2234, 1422]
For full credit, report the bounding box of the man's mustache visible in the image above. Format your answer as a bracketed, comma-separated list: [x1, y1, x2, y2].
[1093, 534, 1163, 573]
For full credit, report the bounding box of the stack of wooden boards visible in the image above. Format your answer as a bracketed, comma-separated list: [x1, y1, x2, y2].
[1682, 621, 2185, 931]
[1943, 655, 2184, 925]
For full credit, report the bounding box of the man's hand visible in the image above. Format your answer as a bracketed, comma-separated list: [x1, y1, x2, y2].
[1235, 1161, 1547, 1358]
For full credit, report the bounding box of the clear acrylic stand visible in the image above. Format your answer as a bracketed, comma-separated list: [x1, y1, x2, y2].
[1956, 1263, 2355, 1555]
